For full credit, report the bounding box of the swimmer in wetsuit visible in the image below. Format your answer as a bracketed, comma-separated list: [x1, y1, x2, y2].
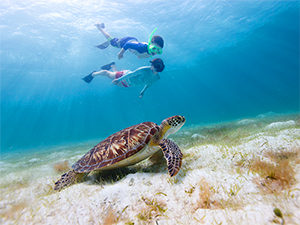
[82, 58, 165, 98]
[95, 23, 164, 60]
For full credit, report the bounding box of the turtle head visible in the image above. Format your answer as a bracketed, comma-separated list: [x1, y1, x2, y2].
[160, 115, 186, 138]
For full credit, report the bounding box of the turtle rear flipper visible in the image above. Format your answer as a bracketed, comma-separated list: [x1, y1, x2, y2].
[159, 139, 183, 177]
[54, 170, 82, 191]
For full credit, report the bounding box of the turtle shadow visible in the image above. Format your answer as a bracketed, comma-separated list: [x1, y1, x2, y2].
[87, 159, 168, 186]
[84, 150, 189, 186]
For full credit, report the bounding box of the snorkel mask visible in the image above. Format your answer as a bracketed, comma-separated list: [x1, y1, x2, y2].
[147, 28, 163, 55]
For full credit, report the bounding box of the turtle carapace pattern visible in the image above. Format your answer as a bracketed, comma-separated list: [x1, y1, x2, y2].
[54, 115, 185, 191]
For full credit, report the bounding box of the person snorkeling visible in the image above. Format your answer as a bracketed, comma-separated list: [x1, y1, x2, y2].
[95, 23, 164, 60]
[82, 58, 165, 98]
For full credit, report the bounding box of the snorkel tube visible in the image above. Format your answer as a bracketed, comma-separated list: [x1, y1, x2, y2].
[148, 27, 157, 46]
[147, 28, 162, 55]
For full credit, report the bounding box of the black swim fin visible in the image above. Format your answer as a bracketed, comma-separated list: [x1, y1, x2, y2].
[82, 72, 94, 83]
[101, 62, 115, 70]
[96, 41, 110, 49]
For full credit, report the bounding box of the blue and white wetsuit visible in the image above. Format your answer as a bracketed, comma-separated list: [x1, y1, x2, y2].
[110, 37, 150, 58]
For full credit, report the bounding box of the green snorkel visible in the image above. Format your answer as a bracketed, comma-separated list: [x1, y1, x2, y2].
[147, 27, 162, 56]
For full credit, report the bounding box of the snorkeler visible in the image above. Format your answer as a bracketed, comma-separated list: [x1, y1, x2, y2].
[82, 58, 165, 98]
[95, 23, 164, 59]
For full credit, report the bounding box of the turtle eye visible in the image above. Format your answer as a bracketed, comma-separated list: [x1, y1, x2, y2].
[179, 116, 185, 123]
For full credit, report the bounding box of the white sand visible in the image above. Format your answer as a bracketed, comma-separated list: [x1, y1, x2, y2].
[265, 120, 296, 130]
[1, 116, 300, 225]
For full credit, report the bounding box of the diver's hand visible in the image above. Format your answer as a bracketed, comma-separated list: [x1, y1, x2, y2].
[112, 79, 119, 85]
[139, 94, 143, 98]
[118, 52, 124, 59]
[118, 48, 125, 59]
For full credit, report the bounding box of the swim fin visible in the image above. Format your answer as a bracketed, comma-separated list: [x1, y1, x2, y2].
[82, 72, 94, 83]
[96, 41, 110, 49]
[101, 62, 115, 70]
[95, 23, 105, 29]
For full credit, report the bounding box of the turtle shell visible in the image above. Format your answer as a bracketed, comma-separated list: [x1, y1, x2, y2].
[73, 122, 160, 173]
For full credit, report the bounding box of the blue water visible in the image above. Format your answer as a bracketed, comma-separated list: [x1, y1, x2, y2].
[1, 0, 299, 152]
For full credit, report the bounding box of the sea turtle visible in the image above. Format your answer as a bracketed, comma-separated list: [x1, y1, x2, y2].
[54, 115, 185, 191]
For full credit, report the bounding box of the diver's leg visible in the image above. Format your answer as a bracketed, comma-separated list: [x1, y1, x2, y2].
[92, 70, 116, 80]
[95, 23, 112, 40]
[95, 23, 113, 49]
[82, 70, 116, 83]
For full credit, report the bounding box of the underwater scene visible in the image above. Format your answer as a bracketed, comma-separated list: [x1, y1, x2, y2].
[0, 0, 299, 224]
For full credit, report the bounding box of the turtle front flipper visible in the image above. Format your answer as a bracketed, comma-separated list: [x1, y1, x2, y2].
[54, 170, 83, 191]
[159, 139, 183, 177]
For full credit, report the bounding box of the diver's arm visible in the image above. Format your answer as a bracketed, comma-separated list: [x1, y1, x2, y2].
[139, 84, 150, 98]
[115, 67, 149, 82]
[118, 48, 126, 59]
[112, 70, 132, 85]
[118, 41, 138, 59]
[113, 71, 133, 83]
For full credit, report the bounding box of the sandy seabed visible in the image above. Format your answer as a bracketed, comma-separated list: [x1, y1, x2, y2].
[1, 114, 300, 225]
